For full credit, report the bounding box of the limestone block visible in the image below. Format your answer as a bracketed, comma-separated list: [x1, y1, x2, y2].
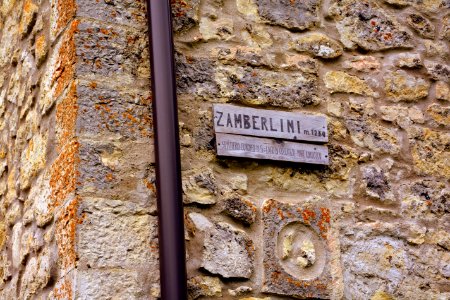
[342, 56, 381, 72]
[228, 286, 252, 297]
[325, 71, 377, 96]
[330, 0, 412, 51]
[424, 61, 450, 83]
[256, 0, 321, 31]
[11, 222, 23, 268]
[34, 34, 48, 66]
[183, 168, 217, 205]
[76, 269, 152, 300]
[384, 70, 430, 102]
[262, 200, 332, 299]
[427, 104, 450, 126]
[436, 81, 450, 101]
[216, 65, 320, 108]
[394, 53, 423, 69]
[187, 276, 222, 299]
[77, 198, 157, 269]
[408, 127, 450, 178]
[292, 33, 343, 59]
[441, 14, 450, 41]
[20, 133, 47, 189]
[202, 222, 255, 279]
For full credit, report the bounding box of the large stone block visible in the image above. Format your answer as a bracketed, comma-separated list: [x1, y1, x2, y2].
[329, 0, 413, 51]
[256, 0, 321, 31]
[262, 199, 332, 299]
[77, 198, 158, 269]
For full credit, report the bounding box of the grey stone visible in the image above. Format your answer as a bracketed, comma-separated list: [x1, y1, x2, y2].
[262, 199, 332, 299]
[256, 0, 321, 31]
[424, 61, 450, 83]
[222, 195, 257, 225]
[188, 212, 214, 232]
[330, 0, 413, 51]
[362, 166, 395, 202]
[202, 222, 255, 279]
[187, 275, 222, 299]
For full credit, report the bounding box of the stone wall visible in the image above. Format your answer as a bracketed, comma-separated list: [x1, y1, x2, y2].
[175, 0, 449, 299]
[0, 0, 158, 299]
[0, 0, 449, 299]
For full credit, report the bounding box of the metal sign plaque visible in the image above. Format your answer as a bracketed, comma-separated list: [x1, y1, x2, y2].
[213, 104, 328, 143]
[216, 133, 329, 165]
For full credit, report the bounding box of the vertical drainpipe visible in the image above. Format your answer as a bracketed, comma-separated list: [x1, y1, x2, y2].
[146, 1, 188, 299]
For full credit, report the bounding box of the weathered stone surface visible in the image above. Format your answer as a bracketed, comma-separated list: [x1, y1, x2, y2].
[262, 200, 332, 299]
[292, 33, 343, 59]
[187, 276, 222, 300]
[362, 166, 395, 202]
[406, 13, 435, 39]
[408, 127, 450, 178]
[222, 194, 257, 225]
[342, 56, 380, 72]
[188, 212, 214, 232]
[217, 65, 320, 108]
[379, 105, 424, 128]
[183, 168, 217, 205]
[324, 71, 377, 96]
[424, 40, 449, 59]
[77, 198, 157, 269]
[424, 61, 450, 82]
[34, 34, 48, 67]
[394, 53, 423, 68]
[202, 222, 255, 279]
[20, 133, 47, 189]
[436, 81, 450, 101]
[76, 269, 152, 300]
[199, 17, 234, 41]
[441, 14, 450, 41]
[384, 70, 430, 102]
[11, 222, 23, 268]
[229, 286, 252, 297]
[427, 104, 450, 126]
[346, 115, 400, 154]
[256, 0, 321, 31]
[330, 0, 413, 50]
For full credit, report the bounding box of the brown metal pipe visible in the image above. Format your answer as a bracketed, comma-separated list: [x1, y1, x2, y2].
[145, 1, 188, 299]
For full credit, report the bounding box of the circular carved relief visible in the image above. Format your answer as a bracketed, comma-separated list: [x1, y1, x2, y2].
[276, 222, 327, 280]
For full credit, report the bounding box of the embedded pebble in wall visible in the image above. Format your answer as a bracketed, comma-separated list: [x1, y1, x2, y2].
[292, 33, 343, 59]
[436, 81, 450, 101]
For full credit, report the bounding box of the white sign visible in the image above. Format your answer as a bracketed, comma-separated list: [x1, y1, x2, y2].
[213, 104, 328, 143]
[216, 133, 329, 165]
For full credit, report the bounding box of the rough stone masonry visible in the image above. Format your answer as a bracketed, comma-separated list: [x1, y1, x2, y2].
[0, 0, 449, 299]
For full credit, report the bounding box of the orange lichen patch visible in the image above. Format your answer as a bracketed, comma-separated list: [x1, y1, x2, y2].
[318, 207, 331, 237]
[277, 208, 285, 220]
[89, 81, 97, 89]
[52, 20, 79, 99]
[143, 179, 156, 194]
[301, 209, 316, 225]
[263, 199, 277, 213]
[53, 276, 73, 300]
[54, 0, 77, 36]
[50, 139, 80, 208]
[56, 81, 78, 150]
[19, 0, 38, 36]
[171, 0, 191, 18]
[56, 197, 83, 273]
[105, 173, 114, 182]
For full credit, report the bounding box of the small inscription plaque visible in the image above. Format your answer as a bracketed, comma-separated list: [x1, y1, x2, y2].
[213, 104, 328, 143]
[216, 133, 329, 165]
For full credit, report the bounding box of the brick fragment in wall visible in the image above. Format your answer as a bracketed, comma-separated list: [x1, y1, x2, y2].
[262, 200, 332, 298]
